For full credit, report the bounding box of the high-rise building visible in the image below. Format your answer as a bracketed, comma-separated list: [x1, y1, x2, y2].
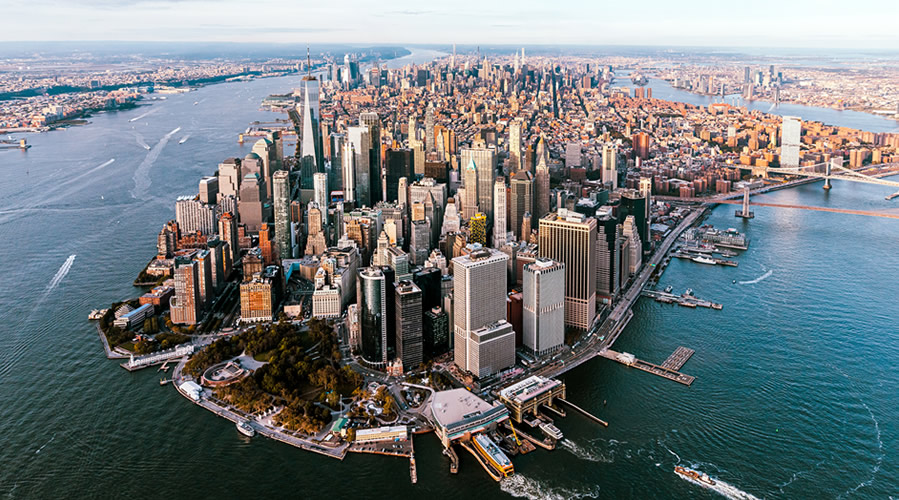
[461, 147, 497, 221]
[535, 137, 550, 220]
[217, 158, 242, 200]
[622, 215, 642, 276]
[198, 176, 218, 205]
[463, 159, 479, 219]
[595, 215, 621, 302]
[238, 174, 265, 233]
[358, 267, 388, 367]
[347, 126, 371, 207]
[410, 219, 430, 266]
[313, 172, 328, 207]
[194, 249, 214, 310]
[395, 280, 423, 370]
[385, 148, 413, 202]
[602, 143, 618, 189]
[565, 142, 581, 168]
[781, 116, 802, 168]
[359, 112, 382, 204]
[510, 170, 534, 241]
[170, 258, 200, 325]
[298, 69, 324, 182]
[632, 132, 650, 161]
[239, 268, 277, 323]
[424, 106, 436, 151]
[218, 212, 239, 264]
[329, 132, 346, 192]
[452, 247, 514, 378]
[538, 210, 597, 330]
[509, 118, 523, 171]
[470, 212, 487, 246]
[423, 306, 449, 359]
[175, 196, 217, 236]
[523, 258, 565, 355]
[493, 177, 507, 247]
[342, 141, 357, 206]
[272, 170, 292, 262]
[252, 137, 276, 201]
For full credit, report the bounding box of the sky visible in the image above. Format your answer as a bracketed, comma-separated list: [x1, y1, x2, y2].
[2, 0, 898, 49]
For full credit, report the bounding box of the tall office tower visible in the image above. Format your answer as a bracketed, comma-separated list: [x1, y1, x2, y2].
[407, 114, 418, 142]
[534, 137, 550, 220]
[409, 177, 446, 220]
[359, 112, 382, 204]
[251, 138, 275, 200]
[347, 126, 371, 207]
[463, 159, 480, 219]
[632, 132, 650, 161]
[175, 196, 217, 236]
[743, 66, 752, 84]
[424, 106, 436, 151]
[313, 172, 328, 207]
[470, 213, 487, 245]
[157, 220, 179, 258]
[538, 209, 597, 330]
[298, 64, 324, 181]
[170, 258, 200, 325]
[218, 212, 239, 264]
[620, 190, 649, 251]
[441, 198, 461, 234]
[385, 148, 413, 202]
[461, 147, 497, 221]
[198, 176, 218, 205]
[565, 142, 581, 168]
[411, 140, 425, 176]
[452, 247, 514, 378]
[639, 177, 652, 206]
[217, 158, 242, 200]
[329, 132, 346, 192]
[509, 118, 523, 171]
[357, 267, 388, 367]
[601, 143, 618, 189]
[238, 174, 265, 233]
[493, 177, 507, 247]
[206, 238, 227, 292]
[194, 249, 214, 310]
[342, 141, 357, 206]
[521, 213, 533, 242]
[595, 215, 621, 302]
[523, 258, 565, 355]
[395, 280, 423, 369]
[510, 170, 534, 241]
[397, 177, 409, 210]
[622, 215, 642, 276]
[272, 170, 292, 262]
[781, 116, 802, 168]
[423, 306, 449, 359]
[410, 219, 430, 266]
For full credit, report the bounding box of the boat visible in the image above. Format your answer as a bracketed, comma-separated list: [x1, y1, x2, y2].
[664, 285, 673, 293]
[88, 308, 108, 320]
[539, 423, 563, 441]
[179, 135, 190, 144]
[473, 434, 514, 477]
[692, 256, 716, 265]
[685, 288, 694, 296]
[236, 420, 255, 437]
[143, 144, 151, 150]
[675, 466, 716, 486]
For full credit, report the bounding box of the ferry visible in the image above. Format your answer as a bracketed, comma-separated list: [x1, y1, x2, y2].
[539, 422, 563, 441]
[692, 256, 716, 265]
[473, 434, 514, 477]
[236, 420, 255, 437]
[674, 466, 716, 486]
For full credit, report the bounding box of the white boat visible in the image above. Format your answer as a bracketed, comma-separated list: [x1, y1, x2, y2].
[692, 256, 716, 265]
[179, 135, 190, 144]
[236, 420, 255, 437]
[143, 144, 151, 150]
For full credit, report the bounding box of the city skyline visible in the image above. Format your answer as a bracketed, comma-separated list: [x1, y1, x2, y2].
[4, 0, 899, 49]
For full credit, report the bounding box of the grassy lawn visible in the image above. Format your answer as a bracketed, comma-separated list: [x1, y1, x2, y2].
[118, 341, 137, 353]
[253, 348, 277, 362]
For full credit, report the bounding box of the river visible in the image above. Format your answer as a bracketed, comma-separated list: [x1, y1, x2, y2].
[0, 48, 895, 499]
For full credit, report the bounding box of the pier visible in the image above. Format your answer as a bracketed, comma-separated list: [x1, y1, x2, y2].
[642, 290, 723, 310]
[556, 398, 608, 427]
[599, 349, 695, 386]
[444, 445, 459, 474]
[503, 422, 555, 450]
[672, 251, 738, 266]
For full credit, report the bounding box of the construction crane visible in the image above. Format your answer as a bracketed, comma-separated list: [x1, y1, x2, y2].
[508, 422, 522, 446]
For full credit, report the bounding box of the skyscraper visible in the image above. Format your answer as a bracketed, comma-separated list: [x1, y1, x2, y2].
[470, 212, 487, 246]
[170, 258, 200, 325]
[534, 137, 550, 220]
[217, 158, 242, 200]
[272, 170, 292, 262]
[509, 118, 523, 171]
[452, 247, 514, 378]
[342, 140, 357, 206]
[395, 280, 423, 370]
[359, 112, 382, 204]
[493, 177, 507, 247]
[461, 147, 497, 221]
[218, 211, 239, 265]
[347, 126, 371, 207]
[523, 258, 565, 355]
[565, 142, 581, 168]
[313, 172, 328, 207]
[238, 174, 265, 233]
[632, 132, 650, 161]
[175, 196, 217, 236]
[595, 215, 621, 302]
[463, 158, 479, 219]
[538, 209, 597, 330]
[298, 63, 324, 180]
[602, 143, 618, 189]
[358, 267, 388, 367]
[510, 170, 534, 241]
[385, 148, 413, 202]
[781, 116, 802, 168]
[424, 106, 436, 151]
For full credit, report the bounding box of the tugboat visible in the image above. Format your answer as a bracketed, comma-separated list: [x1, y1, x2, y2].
[675, 466, 716, 485]
[236, 420, 255, 437]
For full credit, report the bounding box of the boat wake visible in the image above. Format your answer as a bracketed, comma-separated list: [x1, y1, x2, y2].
[46, 255, 76, 292]
[135, 134, 150, 150]
[35, 433, 56, 454]
[130, 127, 180, 199]
[677, 471, 761, 500]
[738, 269, 772, 285]
[778, 459, 826, 492]
[830, 365, 885, 499]
[500, 473, 600, 500]
[559, 438, 615, 463]
[57, 158, 115, 190]
[129, 108, 156, 123]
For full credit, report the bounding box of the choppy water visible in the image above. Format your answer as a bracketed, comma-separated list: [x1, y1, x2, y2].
[0, 51, 896, 499]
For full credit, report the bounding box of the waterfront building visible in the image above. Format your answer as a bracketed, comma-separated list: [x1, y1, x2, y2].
[170, 258, 200, 325]
[355, 426, 408, 444]
[538, 210, 597, 330]
[596, 214, 621, 303]
[239, 269, 276, 323]
[272, 170, 292, 262]
[429, 388, 510, 447]
[498, 376, 566, 423]
[522, 258, 565, 356]
[198, 176, 218, 205]
[175, 196, 216, 236]
[357, 267, 388, 367]
[395, 280, 423, 370]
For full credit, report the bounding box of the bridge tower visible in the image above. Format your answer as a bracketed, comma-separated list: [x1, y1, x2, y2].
[824, 157, 840, 190]
[735, 186, 755, 219]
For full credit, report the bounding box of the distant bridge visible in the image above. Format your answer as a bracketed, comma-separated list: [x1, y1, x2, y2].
[665, 197, 899, 220]
[762, 159, 899, 199]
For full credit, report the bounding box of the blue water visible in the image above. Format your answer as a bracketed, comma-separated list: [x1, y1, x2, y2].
[0, 48, 896, 499]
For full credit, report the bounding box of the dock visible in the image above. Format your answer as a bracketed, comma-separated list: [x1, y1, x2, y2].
[642, 290, 722, 310]
[556, 398, 608, 427]
[672, 251, 738, 266]
[599, 348, 695, 386]
[409, 439, 417, 484]
[444, 445, 459, 474]
[503, 422, 555, 450]
[661, 347, 694, 371]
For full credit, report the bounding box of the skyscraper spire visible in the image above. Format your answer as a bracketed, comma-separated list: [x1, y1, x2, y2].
[306, 46, 311, 77]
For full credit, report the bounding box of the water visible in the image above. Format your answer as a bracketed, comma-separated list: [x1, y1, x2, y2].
[612, 71, 899, 133]
[1, 49, 897, 498]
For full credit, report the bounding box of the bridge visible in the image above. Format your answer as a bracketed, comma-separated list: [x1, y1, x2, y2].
[761, 159, 899, 200]
[663, 196, 899, 220]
